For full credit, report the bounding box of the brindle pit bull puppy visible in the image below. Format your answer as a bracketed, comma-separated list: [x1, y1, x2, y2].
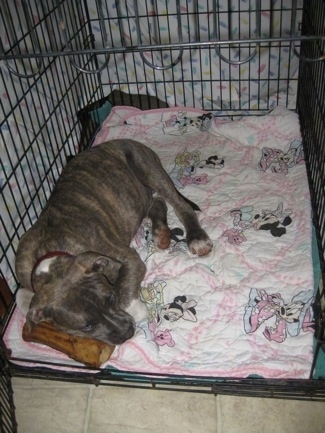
[16, 139, 213, 345]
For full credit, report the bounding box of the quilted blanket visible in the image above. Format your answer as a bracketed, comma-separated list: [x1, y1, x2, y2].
[93, 105, 314, 378]
[4, 106, 315, 378]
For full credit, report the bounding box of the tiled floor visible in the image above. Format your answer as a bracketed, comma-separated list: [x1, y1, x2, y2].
[12, 377, 325, 433]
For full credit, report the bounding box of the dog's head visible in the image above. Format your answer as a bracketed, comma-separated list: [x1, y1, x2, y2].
[26, 252, 136, 345]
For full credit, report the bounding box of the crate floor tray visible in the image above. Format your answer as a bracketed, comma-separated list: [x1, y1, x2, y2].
[4, 106, 316, 379]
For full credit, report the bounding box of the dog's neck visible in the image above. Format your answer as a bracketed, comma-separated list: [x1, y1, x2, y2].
[31, 251, 73, 292]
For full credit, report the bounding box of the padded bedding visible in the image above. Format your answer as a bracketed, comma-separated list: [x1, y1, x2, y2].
[4, 106, 316, 378]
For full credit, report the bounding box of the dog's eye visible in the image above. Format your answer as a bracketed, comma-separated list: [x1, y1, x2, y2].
[108, 293, 116, 305]
[102, 293, 116, 308]
[83, 323, 95, 332]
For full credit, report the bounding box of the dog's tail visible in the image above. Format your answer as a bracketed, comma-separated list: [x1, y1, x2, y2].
[177, 190, 201, 211]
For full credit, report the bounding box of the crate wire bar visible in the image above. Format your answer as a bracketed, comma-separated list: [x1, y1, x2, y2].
[0, 4, 325, 430]
[1, 1, 324, 65]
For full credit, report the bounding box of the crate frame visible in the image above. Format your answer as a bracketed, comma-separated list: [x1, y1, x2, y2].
[0, 4, 325, 427]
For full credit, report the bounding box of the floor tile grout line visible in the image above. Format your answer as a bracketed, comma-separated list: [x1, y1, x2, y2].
[216, 395, 222, 433]
[83, 385, 95, 433]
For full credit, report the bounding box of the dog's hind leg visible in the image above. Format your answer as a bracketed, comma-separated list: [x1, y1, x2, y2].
[124, 141, 213, 256]
[148, 197, 171, 249]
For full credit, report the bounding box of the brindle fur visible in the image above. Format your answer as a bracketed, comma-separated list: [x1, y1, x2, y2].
[16, 139, 213, 345]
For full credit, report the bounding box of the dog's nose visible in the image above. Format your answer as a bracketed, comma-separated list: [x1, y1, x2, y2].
[124, 324, 135, 341]
[110, 324, 135, 345]
[127, 324, 135, 338]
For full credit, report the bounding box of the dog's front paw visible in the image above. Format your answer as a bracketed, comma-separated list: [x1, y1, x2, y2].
[16, 288, 34, 316]
[187, 231, 213, 256]
[125, 299, 148, 323]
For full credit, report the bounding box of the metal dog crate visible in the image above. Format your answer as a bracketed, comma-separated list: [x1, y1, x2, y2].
[0, 1, 325, 430]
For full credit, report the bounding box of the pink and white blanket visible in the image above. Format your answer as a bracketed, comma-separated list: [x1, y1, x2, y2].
[5, 106, 315, 378]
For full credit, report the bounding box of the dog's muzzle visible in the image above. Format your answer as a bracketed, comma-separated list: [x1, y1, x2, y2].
[102, 311, 136, 345]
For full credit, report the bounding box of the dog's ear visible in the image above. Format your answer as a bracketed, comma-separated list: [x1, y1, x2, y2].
[75, 251, 122, 274]
[26, 306, 53, 331]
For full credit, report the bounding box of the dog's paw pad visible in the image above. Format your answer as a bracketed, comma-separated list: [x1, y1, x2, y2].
[153, 226, 171, 250]
[188, 233, 213, 256]
[125, 299, 148, 323]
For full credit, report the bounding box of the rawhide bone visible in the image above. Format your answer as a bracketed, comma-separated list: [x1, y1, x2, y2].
[22, 321, 115, 368]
